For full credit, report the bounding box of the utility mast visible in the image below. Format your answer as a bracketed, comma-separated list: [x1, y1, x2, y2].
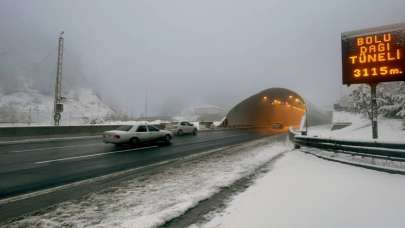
[144, 91, 148, 119]
[53, 31, 64, 126]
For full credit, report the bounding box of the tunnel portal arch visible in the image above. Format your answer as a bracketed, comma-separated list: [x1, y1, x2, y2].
[224, 88, 332, 130]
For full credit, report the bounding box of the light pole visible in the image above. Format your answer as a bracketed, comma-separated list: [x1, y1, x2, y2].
[53, 31, 64, 126]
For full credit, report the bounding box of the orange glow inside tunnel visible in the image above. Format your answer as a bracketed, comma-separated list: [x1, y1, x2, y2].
[256, 103, 305, 131]
[254, 99, 306, 133]
[224, 88, 307, 133]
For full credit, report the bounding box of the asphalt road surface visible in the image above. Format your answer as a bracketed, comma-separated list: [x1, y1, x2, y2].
[0, 129, 270, 200]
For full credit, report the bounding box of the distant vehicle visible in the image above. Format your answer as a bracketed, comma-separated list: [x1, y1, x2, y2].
[166, 121, 198, 135]
[271, 123, 284, 130]
[102, 124, 173, 145]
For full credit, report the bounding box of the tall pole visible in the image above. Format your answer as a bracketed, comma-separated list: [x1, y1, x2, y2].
[28, 107, 32, 126]
[302, 111, 308, 136]
[370, 83, 378, 139]
[305, 111, 308, 135]
[53, 31, 64, 126]
[144, 91, 148, 119]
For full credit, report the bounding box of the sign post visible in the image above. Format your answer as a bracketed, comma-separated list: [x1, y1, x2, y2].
[341, 23, 405, 139]
[370, 83, 378, 139]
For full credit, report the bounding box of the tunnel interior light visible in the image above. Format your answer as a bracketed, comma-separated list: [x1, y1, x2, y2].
[263, 96, 268, 101]
[272, 99, 282, 105]
[289, 95, 293, 99]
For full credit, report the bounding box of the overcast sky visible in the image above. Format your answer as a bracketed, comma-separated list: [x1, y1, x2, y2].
[1, 0, 405, 116]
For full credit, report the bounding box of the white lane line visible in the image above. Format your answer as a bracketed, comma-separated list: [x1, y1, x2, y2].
[10, 135, 231, 153]
[35, 146, 158, 164]
[11, 143, 102, 153]
[0, 145, 233, 206]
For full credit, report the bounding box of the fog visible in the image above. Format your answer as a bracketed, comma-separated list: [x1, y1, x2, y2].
[1, 0, 405, 116]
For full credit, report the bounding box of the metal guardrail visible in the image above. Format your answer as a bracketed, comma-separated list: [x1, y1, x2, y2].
[290, 129, 405, 159]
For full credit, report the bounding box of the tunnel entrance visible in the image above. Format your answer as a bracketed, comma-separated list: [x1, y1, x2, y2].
[224, 88, 307, 131]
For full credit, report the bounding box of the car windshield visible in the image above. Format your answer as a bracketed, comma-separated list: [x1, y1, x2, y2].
[148, 125, 160, 131]
[116, 125, 132, 131]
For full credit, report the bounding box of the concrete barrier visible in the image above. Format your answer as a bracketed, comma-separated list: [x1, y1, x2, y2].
[0, 125, 122, 138]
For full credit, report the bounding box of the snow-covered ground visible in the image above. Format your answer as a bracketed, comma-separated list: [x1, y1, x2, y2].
[198, 151, 405, 228]
[307, 111, 405, 142]
[3, 137, 290, 228]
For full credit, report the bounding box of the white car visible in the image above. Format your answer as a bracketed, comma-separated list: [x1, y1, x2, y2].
[102, 124, 173, 145]
[166, 121, 198, 135]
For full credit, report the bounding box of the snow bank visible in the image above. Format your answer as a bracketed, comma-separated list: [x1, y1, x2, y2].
[307, 111, 405, 142]
[5, 137, 290, 228]
[200, 151, 405, 228]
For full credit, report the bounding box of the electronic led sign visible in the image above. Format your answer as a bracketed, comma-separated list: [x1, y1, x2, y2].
[342, 23, 405, 85]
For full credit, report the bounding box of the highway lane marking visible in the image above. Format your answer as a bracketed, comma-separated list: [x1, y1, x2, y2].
[11, 143, 103, 153]
[0, 129, 250, 146]
[8, 134, 249, 162]
[9, 135, 241, 153]
[35, 146, 159, 164]
[0, 145, 234, 206]
[9, 134, 245, 154]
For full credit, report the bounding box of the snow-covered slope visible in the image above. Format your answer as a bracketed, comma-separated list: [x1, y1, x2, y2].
[307, 111, 405, 142]
[0, 88, 116, 125]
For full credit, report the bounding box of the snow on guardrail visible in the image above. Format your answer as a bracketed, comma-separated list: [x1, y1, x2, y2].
[289, 128, 405, 159]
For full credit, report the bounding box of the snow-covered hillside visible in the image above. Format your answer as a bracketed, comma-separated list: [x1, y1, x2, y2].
[0, 88, 116, 125]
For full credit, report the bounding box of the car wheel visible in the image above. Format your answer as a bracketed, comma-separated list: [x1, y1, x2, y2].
[177, 129, 184, 136]
[165, 134, 172, 142]
[130, 137, 140, 145]
[158, 134, 172, 146]
[192, 129, 197, 135]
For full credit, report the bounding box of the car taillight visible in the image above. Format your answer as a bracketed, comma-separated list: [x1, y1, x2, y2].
[113, 135, 120, 139]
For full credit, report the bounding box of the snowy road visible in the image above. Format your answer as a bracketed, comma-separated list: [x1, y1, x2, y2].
[199, 151, 405, 228]
[1, 136, 290, 227]
[0, 129, 265, 200]
[4, 135, 405, 228]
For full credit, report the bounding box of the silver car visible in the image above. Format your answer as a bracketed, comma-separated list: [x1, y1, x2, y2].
[102, 124, 173, 145]
[166, 121, 198, 136]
